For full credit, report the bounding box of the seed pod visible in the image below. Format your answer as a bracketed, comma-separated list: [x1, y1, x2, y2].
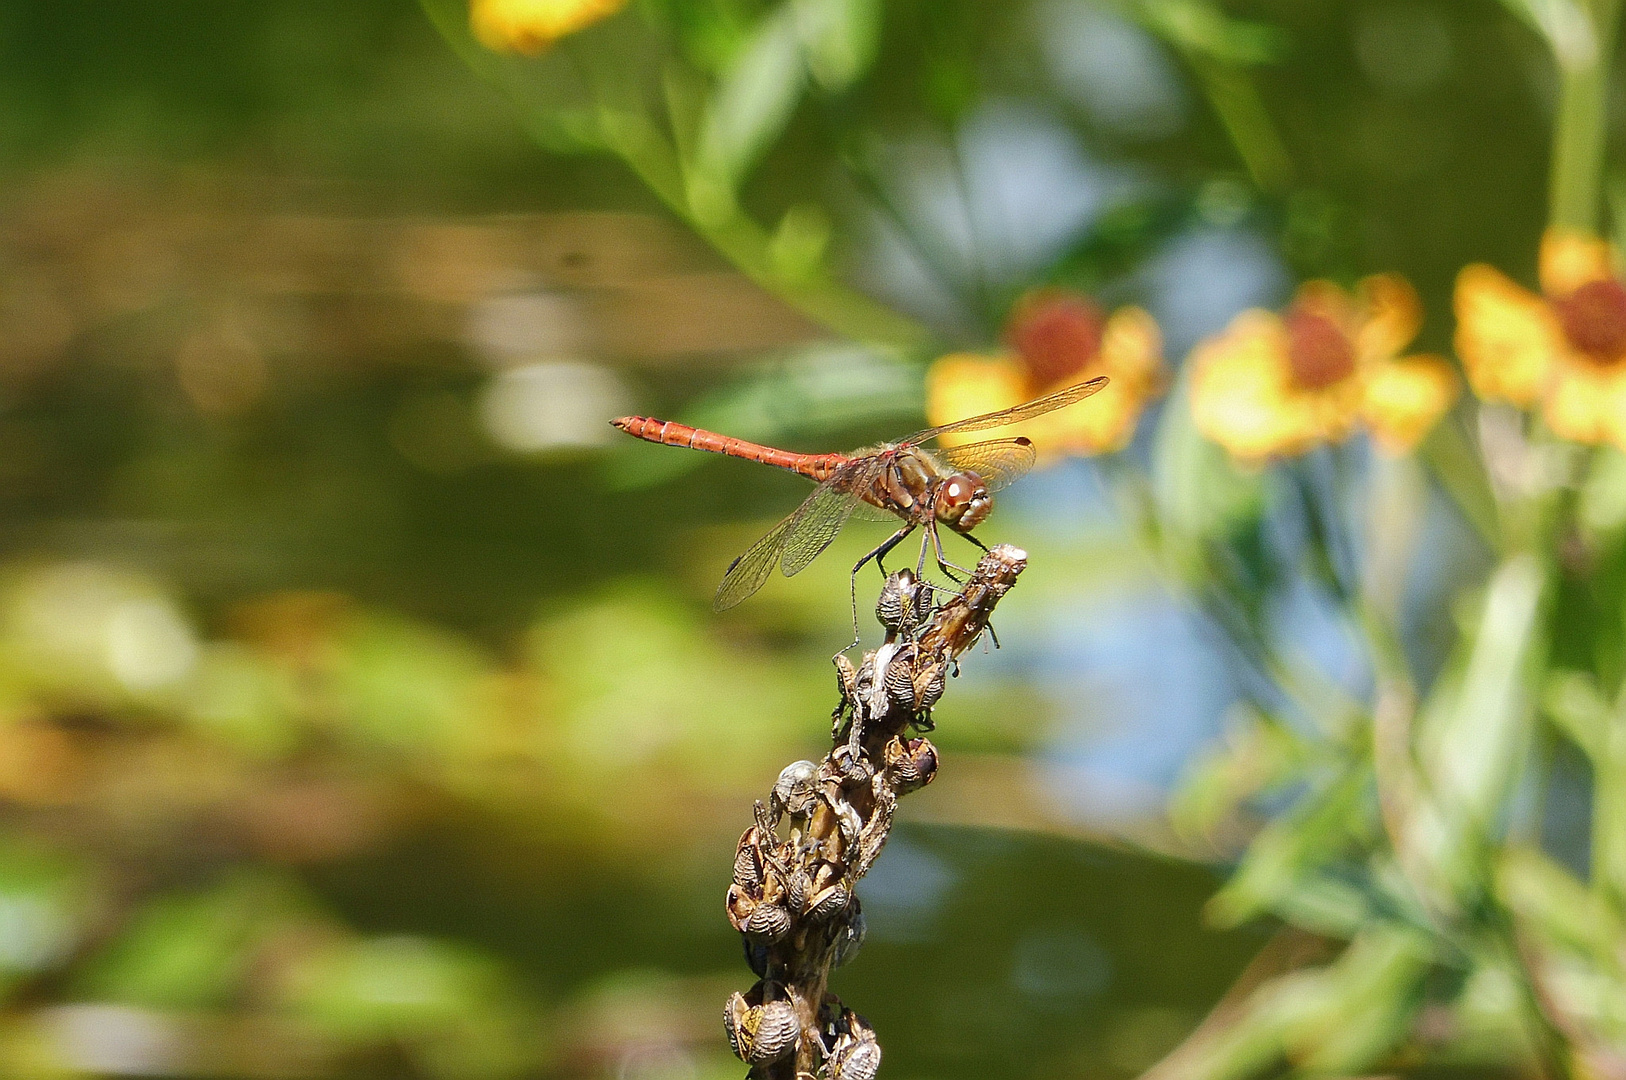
[726, 884, 758, 933]
[913, 659, 947, 712]
[834, 652, 858, 701]
[744, 900, 792, 941]
[787, 867, 811, 914]
[733, 828, 766, 891]
[723, 992, 750, 1060]
[882, 644, 919, 708]
[876, 569, 928, 635]
[830, 1033, 881, 1080]
[724, 987, 801, 1065]
[771, 759, 820, 820]
[830, 742, 874, 784]
[805, 880, 850, 923]
[830, 901, 866, 968]
[885, 735, 939, 793]
[746, 999, 800, 1064]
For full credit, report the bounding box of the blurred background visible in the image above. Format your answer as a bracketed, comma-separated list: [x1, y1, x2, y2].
[0, 1, 1586, 1077]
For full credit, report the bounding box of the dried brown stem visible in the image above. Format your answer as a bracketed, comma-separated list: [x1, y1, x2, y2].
[721, 545, 1028, 1078]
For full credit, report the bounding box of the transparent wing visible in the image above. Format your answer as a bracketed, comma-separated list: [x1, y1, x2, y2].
[907, 376, 1108, 443]
[780, 482, 860, 577]
[937, 438, 1037, 493]
[714, 514, 796, 611]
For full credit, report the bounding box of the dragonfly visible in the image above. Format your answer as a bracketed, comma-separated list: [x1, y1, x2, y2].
[611, 376, 1107, 614]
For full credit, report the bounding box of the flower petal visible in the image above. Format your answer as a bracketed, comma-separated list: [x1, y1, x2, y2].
[1356, 274, 1422, 361]
[924, 354, 1027, 448]
[1543, 359, 1626, 447]
[1360, 355, 1459, 454]
[471, 0, 629, 53]
[1540, 228, 1615, 298]
[1099, 306, 1166, 388]
[1192, 310, 1332, 461]
[1292, 280, 1360, 338]
[1453, 263, 1559, 407]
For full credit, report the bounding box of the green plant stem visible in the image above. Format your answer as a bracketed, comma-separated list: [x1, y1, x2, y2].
[1189, 59, 1294, 193]
[1549, 0, 1622, 230]
[600, 110, 931, 351]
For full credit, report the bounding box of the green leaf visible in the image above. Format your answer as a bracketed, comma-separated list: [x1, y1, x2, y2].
[1497, 845, 1623, 957]
[1149, 371, 1265, 575]
[1204, 764, 1370, 930]
[696, 5, 808, 188]
[1406, 554, 1547, 904]
[1491, 0, 1597, 65]
[1286, 924, 1433, 1072]
[77, 874, 312, 1010]
[1542, 668, 1610, 760]
[793, 0, 881, 90]
[1133, 0, 1287, 66]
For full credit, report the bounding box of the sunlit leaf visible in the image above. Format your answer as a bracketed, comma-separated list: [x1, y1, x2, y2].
[793, 0, 881, 90]
[696, 5, 808, 188]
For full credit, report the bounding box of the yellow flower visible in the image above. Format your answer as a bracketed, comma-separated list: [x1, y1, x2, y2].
[1190, 275, 1458, 462]
[924, 291, 1166, 458]
[1455, 229, 1626, 448]
[470, 0, 627, 54]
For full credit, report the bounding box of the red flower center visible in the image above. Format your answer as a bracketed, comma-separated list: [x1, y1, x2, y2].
[1006, 292, 1105, 389]
[1556, 279, 1626, 364]
[1284, 310, 1356, 390]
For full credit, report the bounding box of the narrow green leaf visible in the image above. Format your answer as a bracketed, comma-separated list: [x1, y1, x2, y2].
[793, 0, 881, 90]
[696, 6, 808, 188]
[1542, 668, 1610, 760]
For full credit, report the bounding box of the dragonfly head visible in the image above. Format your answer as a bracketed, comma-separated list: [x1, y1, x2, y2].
[934, 472, 991, 533]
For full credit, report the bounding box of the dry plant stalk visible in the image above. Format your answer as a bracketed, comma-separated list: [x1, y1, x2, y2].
[722, 544, 1028, 1078]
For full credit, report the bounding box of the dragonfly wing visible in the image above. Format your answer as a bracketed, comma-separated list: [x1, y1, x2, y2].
[937, 438, 1037, 493]
[780, 481, 859, 577]
[714, 514, 796, 611]
[907, 376, 1109, 443]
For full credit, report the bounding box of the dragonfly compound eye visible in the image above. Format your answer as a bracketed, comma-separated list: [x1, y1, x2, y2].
[935, 473, 991, 531]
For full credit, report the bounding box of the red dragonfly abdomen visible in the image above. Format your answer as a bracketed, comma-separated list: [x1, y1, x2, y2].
[611, 416, 846, 482]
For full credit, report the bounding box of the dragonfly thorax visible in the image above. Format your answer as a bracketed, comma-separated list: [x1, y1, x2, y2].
[933, 471, 991, 533]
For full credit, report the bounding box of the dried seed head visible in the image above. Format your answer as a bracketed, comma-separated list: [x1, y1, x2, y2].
[912, 660, 947, 712]
[724, 984, 802, 1066]
[830, 741, 874, 784]
[744, 900, 792, 941]
[733, 828, 766, 891]
[876, 569, 930, 636]
[834, 652, 858, 698]
[725, 883, 758, 933]
[745, 999, 800, 1064]
[829, 1010, 881, 1080]
[884, 735, 939, 793]
[787, 867, 812, 914]
[831, 1034, 882, 1080]
[771, 759, 820, 819]
[882, 645, 918, 707]
[804, 880, 850, 923]
[724, 992, 750, 1060]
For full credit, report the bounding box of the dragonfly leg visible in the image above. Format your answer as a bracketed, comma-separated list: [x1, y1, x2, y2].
[926, 520, 974, 583]
[963, 531, 991, 553]
[843, 524, 916, 648]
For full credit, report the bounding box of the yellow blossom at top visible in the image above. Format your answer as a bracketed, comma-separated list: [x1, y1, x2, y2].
[1190, 275, 1458, 462]
[1455, 229, 1626, 448]
[470, 0, 628, 54]
[925, 290, 1167, 459]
